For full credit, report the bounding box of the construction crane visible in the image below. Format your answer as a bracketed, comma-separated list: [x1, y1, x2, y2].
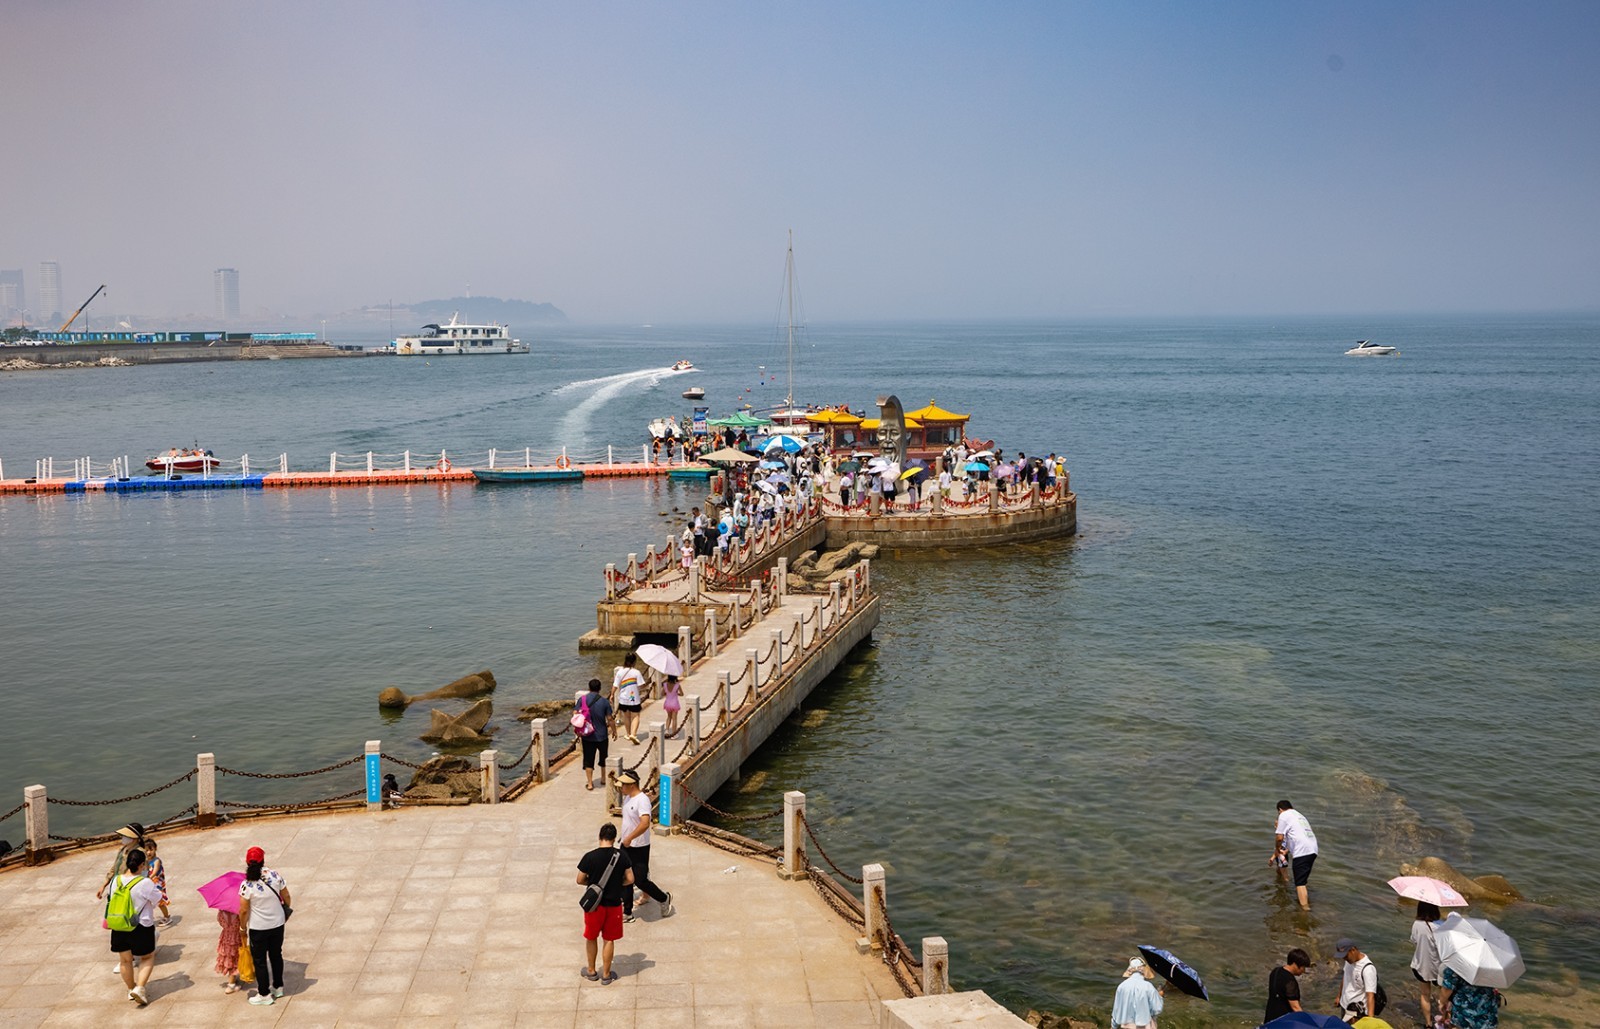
[58, 284, 107, 332]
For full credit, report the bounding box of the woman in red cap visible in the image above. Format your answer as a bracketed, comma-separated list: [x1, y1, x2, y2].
[236, 846, 291, 1006]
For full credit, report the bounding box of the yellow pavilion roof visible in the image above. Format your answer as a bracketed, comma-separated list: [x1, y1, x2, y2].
[859, 416, 921, 429]
[904, 399, 970, 422]
[807, 409, 863, 425]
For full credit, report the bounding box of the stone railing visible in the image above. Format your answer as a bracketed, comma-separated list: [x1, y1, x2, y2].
[603, 497, 824, 599]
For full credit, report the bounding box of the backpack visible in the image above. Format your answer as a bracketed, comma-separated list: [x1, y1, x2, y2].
[571, 696, 594, 737]
[1374, 979, 1387, 1016]
[104, 874, 145, 932]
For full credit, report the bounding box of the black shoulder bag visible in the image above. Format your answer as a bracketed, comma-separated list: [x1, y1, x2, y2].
[579, 849, 622, 912]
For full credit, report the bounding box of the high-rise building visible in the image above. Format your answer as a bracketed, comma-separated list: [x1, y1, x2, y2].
[38, 261, 62, 323]
[214, 267, 240, 319]
[0, 269, 22, 320]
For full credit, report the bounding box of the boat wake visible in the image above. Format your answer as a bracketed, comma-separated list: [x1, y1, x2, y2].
[554, 366, 678, 443]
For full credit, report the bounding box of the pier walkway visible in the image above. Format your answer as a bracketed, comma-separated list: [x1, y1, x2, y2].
[0, 566, 913, 1028]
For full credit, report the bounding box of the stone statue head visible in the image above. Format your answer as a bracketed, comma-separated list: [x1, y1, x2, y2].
[876, 394, 907, 466]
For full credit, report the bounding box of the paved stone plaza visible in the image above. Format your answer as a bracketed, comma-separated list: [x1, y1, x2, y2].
[0, 755, 899, 1027]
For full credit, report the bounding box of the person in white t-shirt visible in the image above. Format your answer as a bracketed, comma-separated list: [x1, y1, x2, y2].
[1272, 799, 1319, 909]
[1334, 938, 1380, 1021]
[616, 770, 673, 923]
[106, 847, 164, 1007]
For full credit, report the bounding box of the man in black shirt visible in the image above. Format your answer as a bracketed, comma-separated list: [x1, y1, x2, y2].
[1265, 948, 1310, 1022]
[576, 823, 634, 985]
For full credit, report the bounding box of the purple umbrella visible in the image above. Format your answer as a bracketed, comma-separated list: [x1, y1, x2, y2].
[196, 870, 245, 913]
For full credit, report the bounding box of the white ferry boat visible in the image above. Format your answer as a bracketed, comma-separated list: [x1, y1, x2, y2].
[392, 314, 529, 356]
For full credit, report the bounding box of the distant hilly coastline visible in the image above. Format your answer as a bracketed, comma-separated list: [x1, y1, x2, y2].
[409, 296, 566, 324]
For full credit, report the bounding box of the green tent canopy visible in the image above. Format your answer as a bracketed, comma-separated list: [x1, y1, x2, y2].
[707, 411, 773, 428]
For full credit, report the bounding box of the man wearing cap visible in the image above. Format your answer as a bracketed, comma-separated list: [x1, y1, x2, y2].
[1272, 800, 1319, 909]
[1335, 938, 1380, 1022]
[1111, 956, 1164, 1029]
[615, 770, 673, 923]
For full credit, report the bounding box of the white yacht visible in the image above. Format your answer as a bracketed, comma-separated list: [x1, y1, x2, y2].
[1345, 339, 1398, 356]
[392, 313, 529, 356]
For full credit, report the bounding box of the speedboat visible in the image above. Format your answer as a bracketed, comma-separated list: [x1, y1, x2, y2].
[681, 386, 706, 400]
[145, 449, 222, 472]
[671, 359, 694, 372]
[1345, 340, 1398, 356]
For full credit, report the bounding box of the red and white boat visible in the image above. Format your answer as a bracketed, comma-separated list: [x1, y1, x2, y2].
[145, 449, 223, 472]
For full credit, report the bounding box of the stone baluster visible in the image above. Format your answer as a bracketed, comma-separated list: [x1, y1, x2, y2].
[782, 790, 807, 879]
[605, 756, 623, 813]
[746, 648, 760, 699]
[731, 596, 743, 638]
[717, 670, 731, 725]
[704, 608, 719, 657]
[922, 937, 950, 994]
[776, 557, 788, 597]
[627, 553, 639, 581]
[605, 563, 617, 600]
[24, 784, 47, 864]
[531, 719, 549, 782]
[771, 628, 784, 674]
[863, 863, 887, 952]
[686, 696, 701, 754]
[652, 720, 667, 771]
[677, 625, 692, 673]
[480, 750, 499, 804]
[197, 752, 217, 827]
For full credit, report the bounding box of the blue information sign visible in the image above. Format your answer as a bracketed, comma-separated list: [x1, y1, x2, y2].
[659, 770, 673, 828]
[365, 752, 381, 805]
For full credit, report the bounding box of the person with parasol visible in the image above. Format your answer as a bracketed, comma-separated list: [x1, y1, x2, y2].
[1112, 956, 1164, 1029]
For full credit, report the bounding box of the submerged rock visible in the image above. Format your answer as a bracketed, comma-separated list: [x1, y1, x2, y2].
[402, 755, 480, 801]
[517, 699, 572, 723]
[378, 669, 498, 708]
[1401, 856, 1524, 902]
[421, 698, 494, 744]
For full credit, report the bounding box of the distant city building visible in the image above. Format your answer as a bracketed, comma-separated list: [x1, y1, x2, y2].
[214, 267, 240, 319]
[39, 261, 62, 324]
[0, 268, 22, 320]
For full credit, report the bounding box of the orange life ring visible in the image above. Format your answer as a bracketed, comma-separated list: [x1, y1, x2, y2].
[436, 457, 452, 473]
[555, 455, 572, 470]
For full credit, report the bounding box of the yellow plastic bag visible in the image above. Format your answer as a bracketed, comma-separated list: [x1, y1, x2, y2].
[237, 937, 255, 983]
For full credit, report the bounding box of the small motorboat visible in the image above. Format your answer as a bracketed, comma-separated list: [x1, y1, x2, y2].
[145, 448, 222, 472]
[671, 359, 694, 372]
[1345, 339, 1398, 356]
[681, 386, 706, 400]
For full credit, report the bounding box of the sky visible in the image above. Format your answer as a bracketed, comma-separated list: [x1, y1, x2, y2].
[3, 1, 1597, 323]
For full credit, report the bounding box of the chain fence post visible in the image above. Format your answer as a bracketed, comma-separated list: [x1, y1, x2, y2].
[704, 608, 719, 658]
[863, 863, 887, 953]
[746, 648, 760, 698]
[365, 741, 382, 812]
[862, 557, 871, 595]
[24, 785, 47, 864]
[685, 696, 701, 754]
[731, 596, 743, 638]
[677, 625, 692, 672]
[605, 563, 617, 600]
[771, 628, 784, 675]
[782, 790, 806, 880]
[531, 719, 549, 782]
[659, 761, 678, 831]
[830, 581, 841, 626]
[652, 721, 666, 771]
[480, 750, 499, 804]
[605, 756, 623, 814]
[716, 670, 731, 724]
[776, 556, 788, 597]
[197, 752, 217, 828]
[922, 936, 950, 994]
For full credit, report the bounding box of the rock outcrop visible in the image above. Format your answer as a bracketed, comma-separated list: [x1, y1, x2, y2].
[517, 699, 572, 723]
[378, 669, 497, 708]
[401, 756, 481, 801]
[420, 698, 494, 744]
[1400, 856, 1524, 902]
[787, 543, 880, 589]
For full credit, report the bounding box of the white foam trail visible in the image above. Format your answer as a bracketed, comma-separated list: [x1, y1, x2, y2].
[555, 366, 674, 443]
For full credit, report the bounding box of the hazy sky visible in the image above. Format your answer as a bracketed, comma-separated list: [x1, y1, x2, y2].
[4, 1, 1597, 322]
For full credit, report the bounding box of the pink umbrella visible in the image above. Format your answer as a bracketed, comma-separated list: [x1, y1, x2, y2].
[1388, 875, 1469, 908]
[196, 871, 246, 913]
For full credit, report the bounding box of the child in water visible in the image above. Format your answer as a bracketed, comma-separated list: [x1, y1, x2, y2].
[145, 838, 172, 926]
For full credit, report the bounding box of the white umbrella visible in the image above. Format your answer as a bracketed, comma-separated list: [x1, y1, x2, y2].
[763, 434, 805, 453]
[865, 458, 889, 474]
[634, 643, 683, 677]
[756, 479, 780, 494]
[970, 449, 995, 459]
[1433, 912, 1525, 988]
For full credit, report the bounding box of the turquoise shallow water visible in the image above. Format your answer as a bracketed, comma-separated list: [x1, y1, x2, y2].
[2, 315, 1598, 1023]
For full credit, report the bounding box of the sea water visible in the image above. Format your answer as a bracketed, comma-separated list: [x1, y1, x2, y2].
[2, 315, 1597, 1024]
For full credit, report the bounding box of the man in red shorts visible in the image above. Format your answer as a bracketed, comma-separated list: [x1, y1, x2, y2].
[576, 822, 634, 985]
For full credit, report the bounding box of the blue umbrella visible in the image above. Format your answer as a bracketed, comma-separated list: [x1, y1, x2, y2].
[763, 434, 805, 453]
[759, 460, 786, 469]
[963, 461, 989, 472]
[1260, 1013, 1349, 1029]
[1137, 945, 1208, 1000]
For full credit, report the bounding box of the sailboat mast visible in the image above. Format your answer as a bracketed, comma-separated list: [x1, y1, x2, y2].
[785, 229, 795, 409]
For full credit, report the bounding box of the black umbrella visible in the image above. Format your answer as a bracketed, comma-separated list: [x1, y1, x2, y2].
[1137, 945, 1209, 1000]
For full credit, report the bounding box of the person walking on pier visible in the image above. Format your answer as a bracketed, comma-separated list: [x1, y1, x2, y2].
[612, 653, 645, 744]
[1272, 799, 1319, 909]
[237, 846, 291, 1006]
[578, 679, 614, 791]
[105, 846, 162, 1007]
[577, 822, 634, 985]
[616, 770, 673, 922]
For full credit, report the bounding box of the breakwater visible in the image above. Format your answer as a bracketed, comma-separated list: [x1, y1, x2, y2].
[0, 340, 373, 368]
